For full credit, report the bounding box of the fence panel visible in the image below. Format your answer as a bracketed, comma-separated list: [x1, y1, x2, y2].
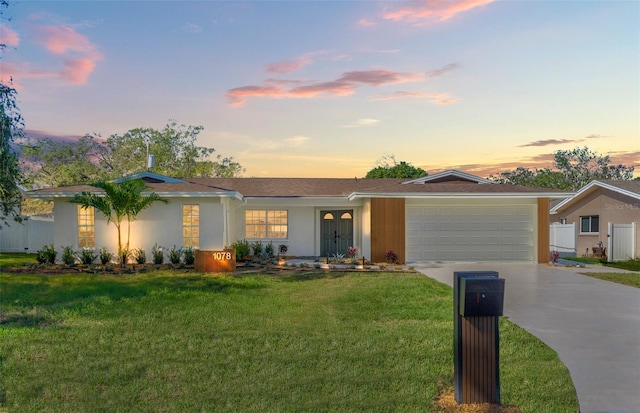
[549, 223, 576, 257]
[0, 217, 54, 253]
[609, 222, 636, 261]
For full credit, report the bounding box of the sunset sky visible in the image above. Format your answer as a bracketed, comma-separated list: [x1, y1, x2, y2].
[1, 0, 638, 178]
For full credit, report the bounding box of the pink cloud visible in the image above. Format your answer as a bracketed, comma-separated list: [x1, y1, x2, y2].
[226, 85, 287, 106]
[373, 91, 459, 105]
[1, 26, 20, 47]
[60, 57, 98, 85]
[266, 56, 313, 74]
[338, 70, 424, 85]
[358, 18, 376, 27]
[382, 0, 495, 26]
[9, 24, 105, 86]
[265, 51, 326, 74]
[0, 61, 57, 88]
[34, 25, 97, 55]
[289, 81, 355, 98]
[227, 69, 426, 106]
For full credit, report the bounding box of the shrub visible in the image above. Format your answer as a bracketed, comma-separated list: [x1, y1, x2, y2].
[61, 246, 77, 266]
[348, 246, 358, 259]
[231, 239, 250, 261]
[99, 247, 114, 265]
[251, 240, 263, 257]
[168, 245, 183, 265]
[549, 250, 560, 264]
[152, 244, 165, 265]
[119, 249, 130, 265]
[385, 250, 399, 264]
[279, 244, 288, 255]
[132, 248, 146, 264]
[183, 246, 195, 265]
[265, 241, 274, 257]
[36, 244, 57, 265]
[80, 248, 98, 265]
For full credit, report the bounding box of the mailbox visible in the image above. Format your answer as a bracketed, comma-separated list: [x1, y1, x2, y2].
[459, 276, 504, 317]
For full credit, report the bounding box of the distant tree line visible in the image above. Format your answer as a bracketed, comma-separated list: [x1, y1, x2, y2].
[365, 147, 635, 190]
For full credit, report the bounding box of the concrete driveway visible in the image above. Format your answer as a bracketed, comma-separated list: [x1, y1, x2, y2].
[412, 262, 640, 413]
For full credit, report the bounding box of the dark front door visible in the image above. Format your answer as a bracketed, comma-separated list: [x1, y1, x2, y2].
[320, 210, 354, 257]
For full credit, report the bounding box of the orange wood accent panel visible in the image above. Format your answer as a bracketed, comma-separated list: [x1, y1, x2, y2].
[195, 249, 236, 272]
[370, 198, 406, 264]
[537, 198, 550, 263]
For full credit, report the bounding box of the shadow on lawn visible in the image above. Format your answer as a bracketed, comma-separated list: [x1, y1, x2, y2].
[0, 272, 267, 329]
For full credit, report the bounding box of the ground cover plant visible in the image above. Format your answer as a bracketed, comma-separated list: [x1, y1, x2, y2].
[0, 271, 578, 412]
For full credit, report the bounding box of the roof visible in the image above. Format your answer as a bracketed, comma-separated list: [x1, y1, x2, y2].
[403, 169, 495, 184]
[550, 180, 640, 214]
[25, 170, 571, 200]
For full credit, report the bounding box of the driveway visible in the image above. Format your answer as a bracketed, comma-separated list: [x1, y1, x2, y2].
[412, 262, 640, 413]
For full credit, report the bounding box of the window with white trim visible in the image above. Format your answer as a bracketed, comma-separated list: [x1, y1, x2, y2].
[183, 205, 200, 248]
[245, 210, 288, 239]
[580, 215, 599, 234]
[77, 205, 95, 248]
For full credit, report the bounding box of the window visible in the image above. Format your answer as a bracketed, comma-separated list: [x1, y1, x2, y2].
[183, 205, 200, 248]
[246, 210, 288, 239]
[77, 206, 95, 248]
[580, 215, 599, 234]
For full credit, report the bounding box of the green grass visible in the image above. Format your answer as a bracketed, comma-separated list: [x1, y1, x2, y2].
[0, 253, 38, 269]
[0, 271, 579, 412]
[581, 272, 640, 288]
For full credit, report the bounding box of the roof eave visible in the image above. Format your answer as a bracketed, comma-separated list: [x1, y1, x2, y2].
[348, 192, 573, 201]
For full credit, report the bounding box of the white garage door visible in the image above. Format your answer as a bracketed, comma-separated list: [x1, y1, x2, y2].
[406, 204, 535, 262]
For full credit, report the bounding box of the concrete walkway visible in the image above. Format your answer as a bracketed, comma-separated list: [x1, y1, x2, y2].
[412, 262, 640, 413]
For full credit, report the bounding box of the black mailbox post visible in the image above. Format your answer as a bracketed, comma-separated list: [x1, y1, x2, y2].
[453, 271, 504, 404]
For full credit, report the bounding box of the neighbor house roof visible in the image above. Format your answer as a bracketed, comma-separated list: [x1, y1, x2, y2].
[26, 170, 571, 200]
[550, 180, 640, 214]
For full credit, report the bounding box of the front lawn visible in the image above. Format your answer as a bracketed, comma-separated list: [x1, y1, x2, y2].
[0, 253, 37, 269]
[0, 271, 578, 412]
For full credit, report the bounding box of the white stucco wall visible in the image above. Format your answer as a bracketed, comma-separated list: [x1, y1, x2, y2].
[229, 198, 365, 257]
[53, 197, 226, 262]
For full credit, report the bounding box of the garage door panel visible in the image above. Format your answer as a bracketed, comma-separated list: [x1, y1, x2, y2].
[406, 204, 535, 262]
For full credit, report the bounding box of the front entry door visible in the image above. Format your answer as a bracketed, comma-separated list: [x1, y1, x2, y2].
[320, 210, 354, 257]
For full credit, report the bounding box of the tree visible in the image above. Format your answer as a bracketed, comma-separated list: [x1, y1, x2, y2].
[22, 121, 244, 188]
[365, 155, 427, 179]
[489, 146, 635, 190]
[69, 179, 167, 265]
[102, 121, 244, 178]
[0, 1, 24, 228]
[553, 146, 634, 190]
[22, 134, 107, 188]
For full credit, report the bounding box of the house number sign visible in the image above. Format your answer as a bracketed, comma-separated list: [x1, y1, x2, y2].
[212, 251, 233, 261]
[195, 249, 236, 273]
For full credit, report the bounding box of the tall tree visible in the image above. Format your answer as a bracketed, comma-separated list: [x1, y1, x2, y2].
[365, 155, 427, 179]
[22, 134, 107, 188]
[102, 121, 244, 178]
[69, 179, 167, 265]
[0, 1, 24, 228]
[489, 146, 635, 190]
[22, 121, 244, 188]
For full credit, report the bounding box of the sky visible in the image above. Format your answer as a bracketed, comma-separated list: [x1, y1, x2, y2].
[1, 0, 638, 178]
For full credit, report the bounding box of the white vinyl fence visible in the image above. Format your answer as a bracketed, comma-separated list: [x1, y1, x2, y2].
[0, 217, 54, 253]
[549, 223, 577, 257]
[608, 222, 636, 261]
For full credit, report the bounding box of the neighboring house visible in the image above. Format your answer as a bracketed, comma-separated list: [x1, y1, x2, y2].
[550, 180, 640, 261]
[26, 170, 569, 264]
